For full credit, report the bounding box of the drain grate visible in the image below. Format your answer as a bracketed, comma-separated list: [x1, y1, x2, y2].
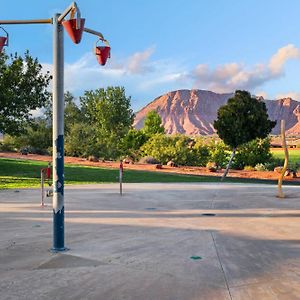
[190, 256, 202, 260]
[201, 213, 216, 216]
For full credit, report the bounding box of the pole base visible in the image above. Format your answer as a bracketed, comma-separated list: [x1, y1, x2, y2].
[50, 247, 70, 253]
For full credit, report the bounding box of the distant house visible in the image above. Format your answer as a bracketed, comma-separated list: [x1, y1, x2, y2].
[270, 139, 298, 148]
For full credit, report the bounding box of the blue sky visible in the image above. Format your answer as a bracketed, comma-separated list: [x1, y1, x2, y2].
[2, 0, 300, 111]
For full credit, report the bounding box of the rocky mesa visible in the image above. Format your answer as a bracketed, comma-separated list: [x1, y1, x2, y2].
[133, 89, 300, 135]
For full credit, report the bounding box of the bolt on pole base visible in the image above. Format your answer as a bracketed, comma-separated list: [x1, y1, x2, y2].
[50, 247, 70, 253]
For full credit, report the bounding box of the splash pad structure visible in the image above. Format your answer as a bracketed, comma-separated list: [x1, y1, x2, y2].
[0, 2, 110, 252]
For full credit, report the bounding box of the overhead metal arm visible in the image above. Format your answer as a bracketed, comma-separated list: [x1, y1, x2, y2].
[0, 19, 52, 25]
[83, 27, 108, 43]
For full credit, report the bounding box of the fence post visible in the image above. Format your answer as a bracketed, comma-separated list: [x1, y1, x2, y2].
[41, 169, 45, 207]
[119, 160, 123, 196]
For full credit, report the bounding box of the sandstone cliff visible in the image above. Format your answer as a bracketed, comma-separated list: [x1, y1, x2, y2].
[134, 89, 300, 135]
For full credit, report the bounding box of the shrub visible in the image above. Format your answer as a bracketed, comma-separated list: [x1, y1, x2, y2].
[254, 163, 268, 171]
[206, 161, 217, 172]
[244, 165, 255, 171]
[0, 137, 16, 152]
[233, 138, 273, 169]
[121, 129, 148, 160]
[207, 140, 230, 168]
[139, 156, 160, 164]
[263, 158, 284, 171]
[191, 138, 210, 166]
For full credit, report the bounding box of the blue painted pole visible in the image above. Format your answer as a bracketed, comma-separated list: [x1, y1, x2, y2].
[52, 13, 66, 251]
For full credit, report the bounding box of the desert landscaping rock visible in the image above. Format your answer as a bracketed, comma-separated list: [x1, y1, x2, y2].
[0, 183, 299, 299]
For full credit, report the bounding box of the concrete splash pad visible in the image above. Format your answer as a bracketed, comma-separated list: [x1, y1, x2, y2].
[0, 183, 299, 299]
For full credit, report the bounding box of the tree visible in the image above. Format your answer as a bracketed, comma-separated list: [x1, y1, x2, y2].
[143, 110, 165, 135]
[213, 90, 276, 180]
[64, 122, 95, 157]
[80, 87, 134, 159]
[121, 128, 148, 159]
[64, 92, 83, 134]
[2, 118, 52, 154]
[0, 51, 51, 135]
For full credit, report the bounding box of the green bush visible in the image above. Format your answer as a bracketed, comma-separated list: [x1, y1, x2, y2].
[244, 165, 255, 171]
[206, 161, 217, 172]
[121, 129, 148, 161]
[191, 138, 210, 166]
[207, 140, 230, 168]
[254, 163, 268, 171]
[141, 134, 176, 164]
[141, 134, 210, 166]
[139, 156, 160, 164]
[263, 158, 284, 171]
[0, 137, 16, 152]
[233, 138, 273, 169]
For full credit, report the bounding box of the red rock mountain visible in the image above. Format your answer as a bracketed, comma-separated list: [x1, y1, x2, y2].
[133, 89, 300, 135]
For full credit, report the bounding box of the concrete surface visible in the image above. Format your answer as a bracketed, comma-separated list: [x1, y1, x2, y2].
[0, 183, 299, 300]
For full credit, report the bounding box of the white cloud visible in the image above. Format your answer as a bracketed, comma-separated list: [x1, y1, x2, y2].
[41, 44, 300, 110]
[127, 47, 155, 74]
[269, 44, 300, 74]
[191, 44, 300, 93]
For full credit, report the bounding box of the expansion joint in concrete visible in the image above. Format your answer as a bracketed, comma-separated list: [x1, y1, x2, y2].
[210, 231, 233, 300]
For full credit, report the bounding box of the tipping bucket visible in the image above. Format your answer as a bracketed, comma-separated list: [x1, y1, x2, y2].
[95, 46, 111, 65]
[0, 36, 7, 53]
[62, 18, 85, 44]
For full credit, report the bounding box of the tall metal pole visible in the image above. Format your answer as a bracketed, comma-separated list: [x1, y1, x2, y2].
[0, 3, 109, 253]
[52, 13, 66, 251]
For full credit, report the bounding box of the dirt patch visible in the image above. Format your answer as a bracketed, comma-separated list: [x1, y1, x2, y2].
[1, 151, 299, 183]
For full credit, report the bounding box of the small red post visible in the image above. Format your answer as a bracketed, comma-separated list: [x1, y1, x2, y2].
[46, 162, 51, 179]
[119, 160, 123, 196]
[40, 169, 45, 207]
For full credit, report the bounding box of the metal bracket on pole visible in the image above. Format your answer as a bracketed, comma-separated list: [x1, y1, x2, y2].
[58, 1, 81, 29]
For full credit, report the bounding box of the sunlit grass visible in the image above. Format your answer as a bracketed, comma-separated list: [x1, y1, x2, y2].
[0, 157, 296, 190]
[271, 149, 300, 166]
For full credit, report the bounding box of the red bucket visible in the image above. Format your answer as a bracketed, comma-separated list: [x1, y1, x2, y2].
[62, 18, 85, 44]
[95, 46, 111, 66]
[0, 36, 7, 53]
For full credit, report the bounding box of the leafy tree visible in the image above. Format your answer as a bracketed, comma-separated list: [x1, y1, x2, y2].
[143, 110, 165, 135]
[121, 128, 148, 160]
[2, 118, 52, 154]
[0, 51, 51, 135]
[64, 92, 84, 134]
[64, 122, 96, 157]
[80, 87, 134, 159]
[213, 90, 276, 179]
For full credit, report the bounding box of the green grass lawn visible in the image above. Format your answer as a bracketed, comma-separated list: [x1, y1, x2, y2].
[0, 157, 295, 189]
[271, 149, 300, 166]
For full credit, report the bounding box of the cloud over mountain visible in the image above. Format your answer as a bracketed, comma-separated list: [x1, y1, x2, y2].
[41, 44, 300, 110]
[191, 44, 300, 93]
